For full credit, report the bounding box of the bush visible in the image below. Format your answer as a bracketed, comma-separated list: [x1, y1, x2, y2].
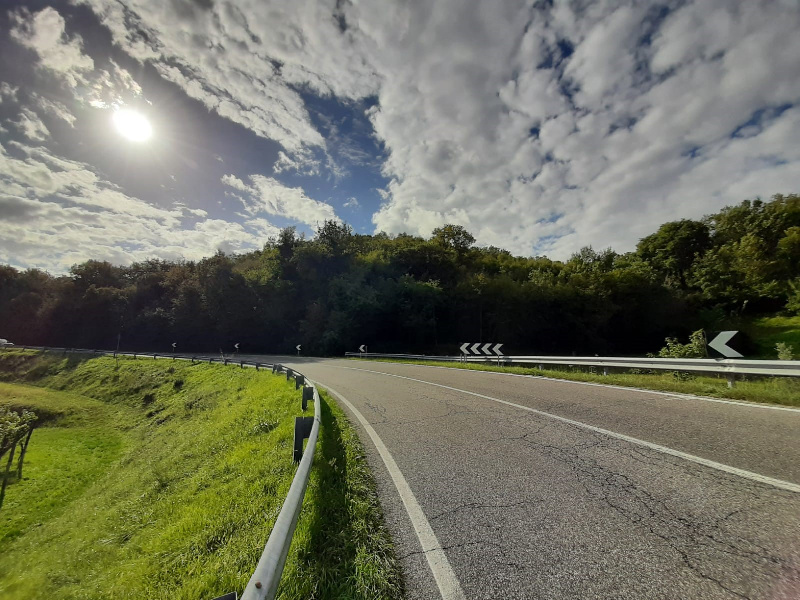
[776, 342, 795, 360]
[655, 329, 707, 358]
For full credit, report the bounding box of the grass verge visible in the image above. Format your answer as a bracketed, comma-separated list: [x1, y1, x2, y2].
[0, 350, 403, 600]
[743, 315, 800, 358]
[351, 357, 800, 407]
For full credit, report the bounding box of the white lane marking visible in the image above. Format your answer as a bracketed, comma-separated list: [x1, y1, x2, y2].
[331, 366, 800, 494]
[342, 359, 800, 412]
[311, 379, 467, 600]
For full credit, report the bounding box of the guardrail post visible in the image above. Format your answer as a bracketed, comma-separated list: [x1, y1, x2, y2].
[286, 368, 293, 381]
[295, 374, 304, 389]
[302, 386, 313, 411]
[727, 374, 735, 388]
[224, 359, 229, 366]
[255, 363, 260, 371]
[603, 367, 609, 376]
[240, 361, 245, 368]
[293, 416, 315, 462]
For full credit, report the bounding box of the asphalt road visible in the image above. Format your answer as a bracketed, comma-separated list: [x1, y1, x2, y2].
[246, 356, 800, 600]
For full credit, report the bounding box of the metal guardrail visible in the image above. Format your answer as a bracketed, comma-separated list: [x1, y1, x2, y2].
[344, 351, 800, 383]
[3, 345, 320, 600]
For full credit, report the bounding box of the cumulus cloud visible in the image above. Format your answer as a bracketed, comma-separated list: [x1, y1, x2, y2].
[364, 0, 800, 256]
[76, 0, 378, 156]
[12, 108, 50, 141]
[221, 173, 338, 226]
[0, 142, 279, 272]
[343, 197, 359, 209]
[9, 7, 143, 110]
[10, 6, 95, 88]
[0, 83, 19, 104]
[11, 0, 800, 263]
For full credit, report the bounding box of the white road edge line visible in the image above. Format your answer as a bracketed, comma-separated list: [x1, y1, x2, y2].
[344, 359, 799, 412]
[332, 366, 800, 494]
[309, 379, 467, 600]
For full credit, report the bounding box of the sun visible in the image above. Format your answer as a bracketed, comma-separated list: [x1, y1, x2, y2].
[112, 109, 152, 142]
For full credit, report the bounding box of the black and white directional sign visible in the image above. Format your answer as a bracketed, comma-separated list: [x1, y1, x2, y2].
[359, 344, 366, 353]
[234, 343, 240, 350]
[171, 342, 176, 349]
[460, 342, 504, 356]
[707, 331, 744, 358]
[296, 345, 301, 352]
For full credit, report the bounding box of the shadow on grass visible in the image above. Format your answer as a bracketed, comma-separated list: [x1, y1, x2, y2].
[284, 396, 404, 599]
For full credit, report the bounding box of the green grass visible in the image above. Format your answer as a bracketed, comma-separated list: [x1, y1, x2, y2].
[352, 357, 800, 407]
[0, 350, 403, 600]
[743, 315, 800, 358]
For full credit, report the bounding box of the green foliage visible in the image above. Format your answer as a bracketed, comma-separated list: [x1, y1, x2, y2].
[776, 342, 795, 361]
[1, 194, 799, 356]
[655, 329, 707, 359]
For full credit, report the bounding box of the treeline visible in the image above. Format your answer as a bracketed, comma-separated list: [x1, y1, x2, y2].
[1, 194, 798, 356]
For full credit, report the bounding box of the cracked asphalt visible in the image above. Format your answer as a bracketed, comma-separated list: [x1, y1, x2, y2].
[245, 356, 800, 599]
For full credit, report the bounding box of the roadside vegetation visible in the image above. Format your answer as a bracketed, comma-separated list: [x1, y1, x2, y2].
[0, 350, 402, 600]
[354, 357, 800, 408]
[1, 194, 799, 360]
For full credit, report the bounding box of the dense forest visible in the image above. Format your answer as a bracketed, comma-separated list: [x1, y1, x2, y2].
[1, 194, 798, 357]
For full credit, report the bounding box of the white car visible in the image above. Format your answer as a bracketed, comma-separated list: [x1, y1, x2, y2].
[0, 339, 13, 347]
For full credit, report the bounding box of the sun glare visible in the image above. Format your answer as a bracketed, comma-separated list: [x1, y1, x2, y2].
[112, 109, 152, 142]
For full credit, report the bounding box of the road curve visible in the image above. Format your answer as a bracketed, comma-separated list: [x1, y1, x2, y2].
[248, 356, 800, 600]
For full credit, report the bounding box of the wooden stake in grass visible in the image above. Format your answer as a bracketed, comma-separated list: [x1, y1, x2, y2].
[17, 427, 34, 480]
[0, 442, 16, 511]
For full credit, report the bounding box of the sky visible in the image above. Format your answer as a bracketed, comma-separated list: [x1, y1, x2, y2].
[0, 0, 798, 274]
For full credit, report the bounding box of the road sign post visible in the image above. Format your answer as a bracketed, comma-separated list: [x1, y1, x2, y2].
[296, 344, 301, 356]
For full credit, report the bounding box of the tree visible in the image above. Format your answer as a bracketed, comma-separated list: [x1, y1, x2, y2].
[637, 220, 710, 289]
[431, 224, 475, 255]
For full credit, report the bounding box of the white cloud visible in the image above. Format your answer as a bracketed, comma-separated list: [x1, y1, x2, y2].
[0, 142, 279, 273]
[363, 0, 800, 257]
[0, 83, 19, 104]
[32, 94, 76, 127]
[343, 197, 359, 209]
[221, 173, 338, 227]
[10, 7, 95, 88]
[12, 109, 50, 142]
[10, 7, 144, 110]
[15, 0, 800, 262]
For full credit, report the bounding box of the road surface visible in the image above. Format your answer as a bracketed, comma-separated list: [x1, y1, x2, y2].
[244, 356, 800, 600]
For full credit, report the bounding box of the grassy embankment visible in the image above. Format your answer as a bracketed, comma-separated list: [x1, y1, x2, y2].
[743, 315, 800, 358]
[352, 357, 800, 407]
[0, 350, 403, 600]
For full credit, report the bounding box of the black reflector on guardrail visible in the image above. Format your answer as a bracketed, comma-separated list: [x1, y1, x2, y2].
[293, 416, 315, 462]
[302, 386, 313, 411]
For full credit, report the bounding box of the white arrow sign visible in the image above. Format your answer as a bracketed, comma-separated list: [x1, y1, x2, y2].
[171, 343, 176, 348]
[708, 331, 743, 358]
[492, 343, 503, 356]
[359, 344, 366, 352]
[296, 345, 301, 352]
[470, 342, 482, 354]
[460, 343, 470, 354]
[234, 343, 240, 350]
[481, 343, 493, 355]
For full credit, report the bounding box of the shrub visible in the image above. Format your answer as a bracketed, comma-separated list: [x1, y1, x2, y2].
[776, 342, 795, 360]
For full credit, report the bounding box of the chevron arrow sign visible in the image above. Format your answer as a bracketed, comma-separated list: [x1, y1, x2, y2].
[460, 343, 504, 356]
[707, 331, 744, 358]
